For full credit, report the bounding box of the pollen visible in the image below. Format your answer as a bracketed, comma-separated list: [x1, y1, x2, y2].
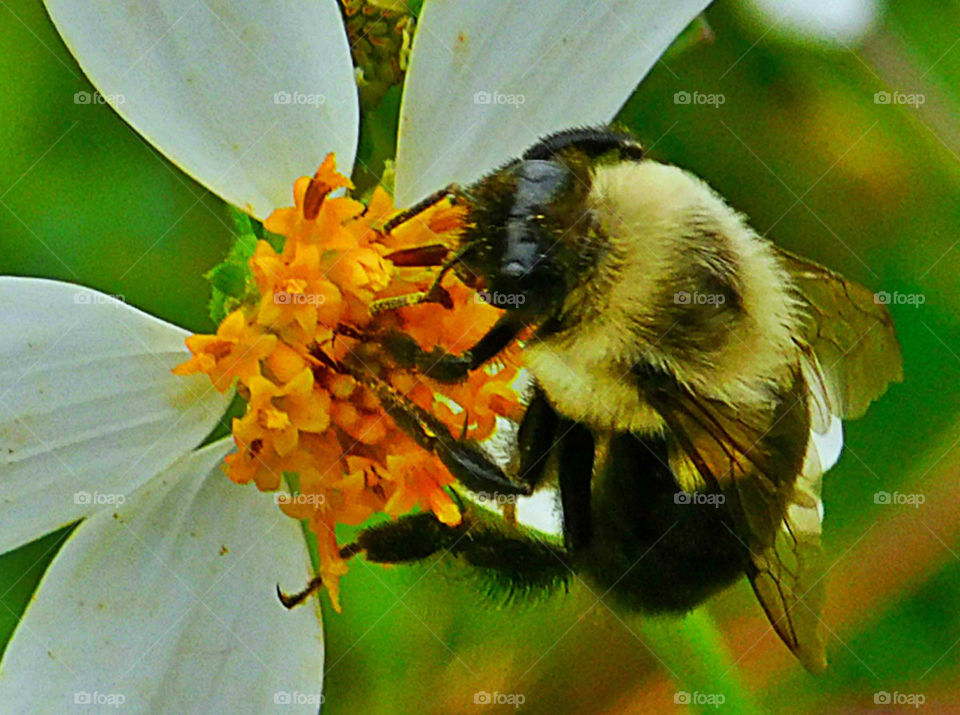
[174, 154, 524, 609]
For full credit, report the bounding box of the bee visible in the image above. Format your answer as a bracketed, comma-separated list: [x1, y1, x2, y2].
[312, 127, 902, 673]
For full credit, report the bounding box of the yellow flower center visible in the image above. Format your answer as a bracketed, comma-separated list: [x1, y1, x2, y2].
[282, 277, 307, 295]
[262, 408, 292, 431]
[173, 154, 524, 609]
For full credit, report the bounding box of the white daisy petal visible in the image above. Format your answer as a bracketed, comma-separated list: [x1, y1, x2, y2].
[44, 0, 359, 219]
[0, 278, 231, 554]
[744, 0, 882, 46]
[394, 0, 711, 203]
[0, 438, 323, 714]
[812, 415, 844, 473]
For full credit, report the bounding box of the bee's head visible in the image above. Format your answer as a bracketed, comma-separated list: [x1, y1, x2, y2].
[458, 156, 594, 317]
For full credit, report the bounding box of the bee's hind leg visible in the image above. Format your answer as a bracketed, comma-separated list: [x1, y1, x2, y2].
[355, 509, 572, 598]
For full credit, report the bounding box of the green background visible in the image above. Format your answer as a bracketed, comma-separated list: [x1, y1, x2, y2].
[2, 0, 959, 712]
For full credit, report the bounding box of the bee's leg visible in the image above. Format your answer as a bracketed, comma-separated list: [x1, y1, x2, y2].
[511, 388, 596, 548]
[279, 511, 570, 609]
[343, 361, 532, 497]
[554, 420, 595, 550]
[512, 387, 560, 490]
[277, 543, 362, 608]
[382, 183, 461, 233]
[355, 509, 572, 596]
[379, 311, 525, 382]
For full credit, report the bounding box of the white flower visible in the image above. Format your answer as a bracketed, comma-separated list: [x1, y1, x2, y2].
[0, 0, 709, 711]
[742, 0, 882, 46]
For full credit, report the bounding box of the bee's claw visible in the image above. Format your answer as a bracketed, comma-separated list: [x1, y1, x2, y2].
[277, 576, 324, 609]
[277, 543, 363, 610]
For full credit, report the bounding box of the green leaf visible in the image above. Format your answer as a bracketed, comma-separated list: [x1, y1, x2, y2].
[206, 261, 247, 297]
[204, 207, 283, 324]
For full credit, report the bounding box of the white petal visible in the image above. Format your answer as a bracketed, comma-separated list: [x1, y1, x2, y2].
[0, 438, 323, 714]
[744, 0, 882, 46]
[812, 415, 844, 473]
[45, 0, 359, 219]
[467, 487, 564, 539]
[0, 278, 231, 554]
[395, 0, 711, 204]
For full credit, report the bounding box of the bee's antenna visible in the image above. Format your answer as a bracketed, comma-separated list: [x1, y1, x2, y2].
[369, 241, 479, 315]
[369, 184, 481, 315]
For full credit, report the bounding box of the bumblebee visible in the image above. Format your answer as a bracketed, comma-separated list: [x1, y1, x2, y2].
[306, 127, 903, 673]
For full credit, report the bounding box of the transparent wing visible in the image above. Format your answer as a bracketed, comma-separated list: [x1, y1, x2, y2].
[647, 372, 828, 672]
[775, 248, 903, 419]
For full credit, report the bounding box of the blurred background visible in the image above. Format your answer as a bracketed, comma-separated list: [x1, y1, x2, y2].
[1, 0, 959, 712]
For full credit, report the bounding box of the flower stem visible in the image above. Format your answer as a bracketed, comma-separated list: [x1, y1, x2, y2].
[640, 609, 760, 713]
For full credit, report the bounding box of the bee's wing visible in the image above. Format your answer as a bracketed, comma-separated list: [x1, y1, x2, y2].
[647, 373, 829, 673]
[774, 248, 903, 419]
[750, 443, 828, 675]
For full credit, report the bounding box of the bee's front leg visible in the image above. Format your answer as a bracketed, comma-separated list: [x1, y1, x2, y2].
[339, 358, 531, 497]
[377, 312, 525, 383]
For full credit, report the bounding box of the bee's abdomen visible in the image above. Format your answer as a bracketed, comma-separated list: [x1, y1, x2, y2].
[577, 432, 749, 612]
